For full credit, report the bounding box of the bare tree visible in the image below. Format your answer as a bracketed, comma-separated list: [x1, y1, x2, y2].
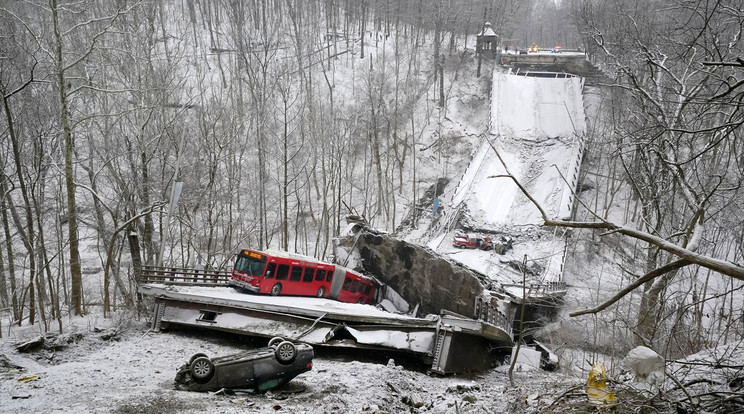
[48, 0, 141, 316]
[0, 59, 38, 324]
[562, 0, 744, 349]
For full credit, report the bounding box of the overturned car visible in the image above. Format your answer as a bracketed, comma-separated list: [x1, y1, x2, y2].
[174, 337, 313, 392]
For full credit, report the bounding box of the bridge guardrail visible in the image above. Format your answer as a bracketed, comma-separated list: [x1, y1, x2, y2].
[138, 266, 231, 286]
[474, 297, 513, 337]
[501, 281, 568, 299]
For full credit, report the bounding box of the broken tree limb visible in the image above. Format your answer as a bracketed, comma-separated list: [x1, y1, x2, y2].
[542, 218, 744, 282]
[15, 336, 45, 352]
[484, 137, 744, 314]
[569, 259, 691, 317]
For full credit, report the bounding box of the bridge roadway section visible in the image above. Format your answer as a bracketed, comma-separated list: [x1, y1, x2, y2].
[140, 275, 513, 374]
[433, 59, 587, 298]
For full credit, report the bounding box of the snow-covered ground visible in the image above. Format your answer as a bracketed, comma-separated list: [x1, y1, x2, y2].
[3, 312, 739, 413]
[0, 312, 581, 413]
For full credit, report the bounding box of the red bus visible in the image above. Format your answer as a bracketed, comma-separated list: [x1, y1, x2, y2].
[230, 249, 378, 304]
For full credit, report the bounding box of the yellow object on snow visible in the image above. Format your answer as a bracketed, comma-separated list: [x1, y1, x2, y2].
[585, 362, 616, 406]
[18, 375, 38, 383]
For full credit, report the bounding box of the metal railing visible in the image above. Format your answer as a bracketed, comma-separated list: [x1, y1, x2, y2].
[474, 297, 513, 337]
[138, 266, 232, 286]
[501, 281, 568, 298]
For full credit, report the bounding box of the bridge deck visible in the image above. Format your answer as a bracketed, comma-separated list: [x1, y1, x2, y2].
[139, 283, 513, 374]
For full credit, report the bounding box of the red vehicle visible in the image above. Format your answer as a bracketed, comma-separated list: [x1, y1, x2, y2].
[453, 233, 493, 250]
[230, 249, 377, 304]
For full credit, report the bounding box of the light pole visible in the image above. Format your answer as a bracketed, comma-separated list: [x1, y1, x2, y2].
[157, 133, 185, 267]
[157, 103, 198, 266]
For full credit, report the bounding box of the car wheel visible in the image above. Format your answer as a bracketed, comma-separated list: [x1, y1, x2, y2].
[270, 283, 282, 296]
[316, 286, 325, 297]
[458, 244, 466, 249]
[190, 356, 214, 383]
[274, 341, 297, 365]
[188, 353, 208, 365]
[268, 336, 284, 348]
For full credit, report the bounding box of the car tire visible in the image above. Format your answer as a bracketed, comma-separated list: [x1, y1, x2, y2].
[270, 283, 282, 296]
[190, 356, 215, 383]
[274, 341, 297, 365]
[316, 286, 325, 297]
[458, 244, 466, 249]
[268, 337, 284, 348]
[188, 353, 208, 365]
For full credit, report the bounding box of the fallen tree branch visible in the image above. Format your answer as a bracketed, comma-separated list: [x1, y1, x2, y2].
[485, 138, 744, 283]
[484, 138, 744, 320]
[569, 259, 691, 317]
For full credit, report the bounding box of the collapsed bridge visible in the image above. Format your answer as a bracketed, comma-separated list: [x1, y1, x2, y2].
[139, 61, 589, 374]
[138, 266, 514, 374]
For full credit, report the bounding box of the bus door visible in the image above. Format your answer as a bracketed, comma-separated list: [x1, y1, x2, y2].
[328, 267, 346, 300]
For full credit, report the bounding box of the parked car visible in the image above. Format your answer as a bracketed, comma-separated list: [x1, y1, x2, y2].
[174, 337, 313, 392]
[453, 233, 493, 250]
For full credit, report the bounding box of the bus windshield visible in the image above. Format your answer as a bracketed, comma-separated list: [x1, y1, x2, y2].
[234, 253, 267, 276]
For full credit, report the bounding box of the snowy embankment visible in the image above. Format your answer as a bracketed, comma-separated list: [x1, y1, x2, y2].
[0, 312, 580, 413]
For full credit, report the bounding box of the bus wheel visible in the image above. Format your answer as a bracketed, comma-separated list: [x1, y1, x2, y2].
[316, 287, 325, 297]
[270, 283, 282, 296]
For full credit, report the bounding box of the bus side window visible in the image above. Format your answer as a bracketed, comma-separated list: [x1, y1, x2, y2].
[276, 264, 290, 280]
[302, 267, 315, 283]
[290, 266, 303, 282]
[265, 263, 277, 279]
[315, 269, 326, 281]
[342, 277, 352, 291]
[326, 271, 333, 282]
[350, 280, 359, 293]
[364, 284, 371, 295]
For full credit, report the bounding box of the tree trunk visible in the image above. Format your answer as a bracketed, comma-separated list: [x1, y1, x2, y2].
[128, 227, 144, 310]
[0, 234, 7, 310]
[128, 225, 143, 283]
[84, 133, 113, 313]
[282, 97, 290, 251]
[0, 193, 18, 319]
[2, 77, 37, 325]
[52, 0, 84, 316]
[139, 151, 156, 265]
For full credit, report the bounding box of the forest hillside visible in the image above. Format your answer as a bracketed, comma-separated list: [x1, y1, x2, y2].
[1, 1, 744, 413]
